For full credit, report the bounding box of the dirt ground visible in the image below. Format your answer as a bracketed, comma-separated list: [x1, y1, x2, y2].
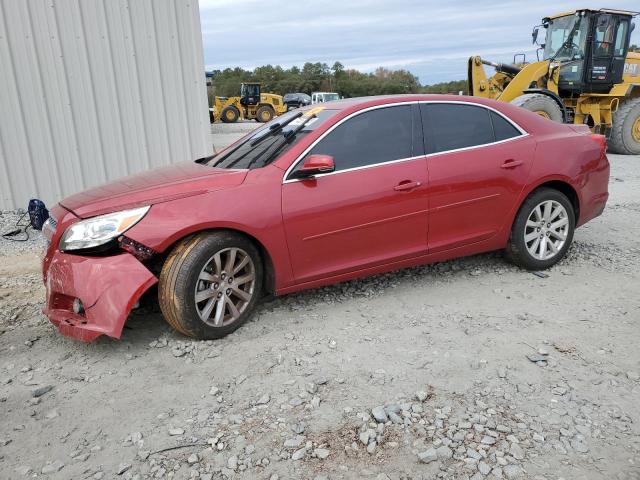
[0, 128, 639, 480]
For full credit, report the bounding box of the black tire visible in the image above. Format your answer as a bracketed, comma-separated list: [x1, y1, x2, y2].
[505, 188, 575, 270]
[221, 106, 240, 124]
[158, 232, 263, 340]
[511, 93, 563, 123]
[608, 98, 640, 155]
[209, 110, 215, 124]
[256, 105, 274, 123]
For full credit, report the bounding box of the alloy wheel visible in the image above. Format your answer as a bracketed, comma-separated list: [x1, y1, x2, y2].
[524, 200, 569, 261]
[194, 248, 255, 326]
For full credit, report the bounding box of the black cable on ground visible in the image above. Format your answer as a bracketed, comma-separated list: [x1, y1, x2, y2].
[1, 212, 31, 242]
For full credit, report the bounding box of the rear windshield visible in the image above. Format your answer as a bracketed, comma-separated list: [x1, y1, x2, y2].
[208, 108, 337, 170]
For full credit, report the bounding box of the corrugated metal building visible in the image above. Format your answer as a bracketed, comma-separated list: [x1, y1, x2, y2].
[0, 0, 211, 211]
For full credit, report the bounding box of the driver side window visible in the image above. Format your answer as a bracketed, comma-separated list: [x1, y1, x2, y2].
[301, 105, 414, 172]
[594, 15, 615, 56]
[614, 20, 629, 57]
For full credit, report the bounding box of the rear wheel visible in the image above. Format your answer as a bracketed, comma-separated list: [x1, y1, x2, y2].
[158, 232, 263, 340]
[506, 188, 575, 270]
[221, 106, 240, 123]
[511, 93, 563, 122]
[608, 98, 640, 155]
[256, 105, 274, 123]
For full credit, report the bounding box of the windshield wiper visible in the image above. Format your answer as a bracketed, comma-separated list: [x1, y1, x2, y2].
[247, 113, 318, 169]
[210, 114, 304, 168]
[249, 112, 303, 147]
[222, 136, 279, 170]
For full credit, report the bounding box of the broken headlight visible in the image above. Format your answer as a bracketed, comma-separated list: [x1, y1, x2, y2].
[59, 206, 150, 251]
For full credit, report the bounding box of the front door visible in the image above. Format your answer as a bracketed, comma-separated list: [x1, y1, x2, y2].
[587, 14, 630, 91]
[421, 103, 534, 253]
[282, 104, 428, 283]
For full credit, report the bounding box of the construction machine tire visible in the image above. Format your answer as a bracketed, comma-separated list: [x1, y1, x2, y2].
[511, 93, 563, 122]
[608, 98, 640, 155]
[221, 106, 240, 123]
[256, 106, 275, 123]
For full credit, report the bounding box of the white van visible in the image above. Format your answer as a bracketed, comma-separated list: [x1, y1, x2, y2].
[311, 92, 340, 104]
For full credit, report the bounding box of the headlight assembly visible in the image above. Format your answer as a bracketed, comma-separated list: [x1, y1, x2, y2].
[59, 206, 150, 251]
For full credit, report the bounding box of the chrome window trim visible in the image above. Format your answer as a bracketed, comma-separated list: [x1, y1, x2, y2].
[282, 100, 529, 184]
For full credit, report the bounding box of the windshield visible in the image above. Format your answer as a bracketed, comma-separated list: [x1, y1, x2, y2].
[543, 14, 587, 61]
[241, 84, 259, 97]
[323, 93, 340, 102]
[207, 107, 337, 170]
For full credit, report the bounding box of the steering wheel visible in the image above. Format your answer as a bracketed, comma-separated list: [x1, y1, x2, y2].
[557, 42, 582, 59]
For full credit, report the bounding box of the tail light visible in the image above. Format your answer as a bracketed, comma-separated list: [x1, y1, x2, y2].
[590, 134, 607, 158]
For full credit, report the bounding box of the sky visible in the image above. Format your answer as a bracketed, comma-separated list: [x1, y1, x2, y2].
[198, 1, 640, 85]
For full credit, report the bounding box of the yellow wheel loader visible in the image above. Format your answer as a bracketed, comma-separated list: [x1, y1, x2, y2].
[469, 8, 640, 154]
[211, 83, 287, 124]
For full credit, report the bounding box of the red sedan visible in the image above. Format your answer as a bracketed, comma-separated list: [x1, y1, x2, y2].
[41, 95, 610, 342]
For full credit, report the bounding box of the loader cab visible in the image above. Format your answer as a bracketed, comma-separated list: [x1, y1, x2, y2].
[240, 83, 261, 106]
[541, 9, 635, 94]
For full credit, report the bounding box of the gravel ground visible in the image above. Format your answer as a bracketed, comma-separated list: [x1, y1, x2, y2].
[0, 143, 639, 480]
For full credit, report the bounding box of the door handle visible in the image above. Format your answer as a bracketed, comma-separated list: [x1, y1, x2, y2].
[394, 180, 422, 191]
[501, 159, 524, 169]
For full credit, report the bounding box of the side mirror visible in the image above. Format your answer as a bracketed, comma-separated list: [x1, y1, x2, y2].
[532, 27, 539, 45]
[296, 154, 335, 178]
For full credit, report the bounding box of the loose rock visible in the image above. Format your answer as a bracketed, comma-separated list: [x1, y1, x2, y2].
[417, 448, 438, 464]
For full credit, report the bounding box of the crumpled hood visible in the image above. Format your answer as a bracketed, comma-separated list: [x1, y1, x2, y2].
[60, 161, 247, 218]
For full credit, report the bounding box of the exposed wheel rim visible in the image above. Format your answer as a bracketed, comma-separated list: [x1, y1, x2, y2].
[524, 200, 569, 261]
[194, 247, 255, 327]
[632, 115, 640, 143]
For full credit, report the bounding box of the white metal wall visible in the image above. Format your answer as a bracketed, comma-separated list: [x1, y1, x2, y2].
[0, 0, 211, 210]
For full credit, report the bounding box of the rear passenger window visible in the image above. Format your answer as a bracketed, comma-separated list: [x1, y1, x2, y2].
[490, 111, 522, 141]
[422, 104, 518, 154]
[304, 105, 414, 172]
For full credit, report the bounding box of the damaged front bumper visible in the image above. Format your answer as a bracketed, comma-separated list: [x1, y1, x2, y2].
[43, 251, 158, 342]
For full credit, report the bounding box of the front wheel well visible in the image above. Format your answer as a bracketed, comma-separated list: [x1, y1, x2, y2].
[528, 181, 580, 223]
[157, 228, 276, 296]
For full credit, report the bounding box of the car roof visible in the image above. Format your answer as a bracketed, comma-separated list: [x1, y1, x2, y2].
[293, 94, 564, 136]
[271, 94, 566, 171]
[309, 94, 509, 111]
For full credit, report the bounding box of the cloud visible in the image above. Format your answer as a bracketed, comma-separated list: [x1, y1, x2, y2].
[199, 0, 640, 84]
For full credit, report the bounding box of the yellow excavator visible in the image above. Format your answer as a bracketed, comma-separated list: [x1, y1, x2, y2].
[468, 8, 640, 154]
[211, 83, 287, 124]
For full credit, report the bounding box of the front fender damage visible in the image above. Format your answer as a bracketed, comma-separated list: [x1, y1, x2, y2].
[43, 252, 158, 342]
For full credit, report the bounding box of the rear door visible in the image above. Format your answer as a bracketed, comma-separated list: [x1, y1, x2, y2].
[281, 104, 428, 283]
[421, 103, 535, 253]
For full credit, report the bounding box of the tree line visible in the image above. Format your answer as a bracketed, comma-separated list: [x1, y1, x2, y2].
[208, 62, 468, 100]
[208, 46, 640, 101]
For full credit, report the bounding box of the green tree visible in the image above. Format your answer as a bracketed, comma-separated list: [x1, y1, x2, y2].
[421, 80, 468, 94]
[209, 62, 438, 99]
